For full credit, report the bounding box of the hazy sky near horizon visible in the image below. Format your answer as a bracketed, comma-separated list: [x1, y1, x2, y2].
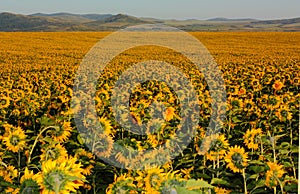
[1, 0, 299, 20]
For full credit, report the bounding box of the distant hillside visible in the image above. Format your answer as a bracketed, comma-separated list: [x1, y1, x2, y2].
[251, 17, 300, 25]
[0, 12, 64, 31]
[207, 17, 256, 22]
[0, 12, 299, 32]
[82, 14, 113, 21]
[66, 14, 151, 31]
[31, 12, 113, 23]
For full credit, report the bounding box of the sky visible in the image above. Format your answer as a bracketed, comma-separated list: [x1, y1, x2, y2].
[1, 0, 300, 20]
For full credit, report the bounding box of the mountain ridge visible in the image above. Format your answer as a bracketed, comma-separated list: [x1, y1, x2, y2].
[0, 12, 299, 32]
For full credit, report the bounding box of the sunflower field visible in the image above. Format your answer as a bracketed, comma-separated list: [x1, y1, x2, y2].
[0, 32, 299, 194]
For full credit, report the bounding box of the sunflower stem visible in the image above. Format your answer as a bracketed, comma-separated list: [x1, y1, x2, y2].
[259, 136, 264, 156]
[242, 168, 247, 194]
[27, 126, 57, 164]
[18, 150, 21, 182]
[275, 176, 284, 194]
[212, 160, 215, 179]
[272, 136, 276, 163]
[0, 161, 7, 168]
[217, 154, 220, 178]
[290, 122, 293, 146]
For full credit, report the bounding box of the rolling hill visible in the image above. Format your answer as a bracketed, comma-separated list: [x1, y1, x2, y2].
[0, 12, 299, 32]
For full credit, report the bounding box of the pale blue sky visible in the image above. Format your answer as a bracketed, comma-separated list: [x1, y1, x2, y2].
[1, 0, 299, 20]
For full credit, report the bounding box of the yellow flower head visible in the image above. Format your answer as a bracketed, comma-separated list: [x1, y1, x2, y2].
[99, 117, 114, 136]
[75, 149, 95, 176]
[0, 96, 10, 109]
[165, 107, 176, 122]
[37, 157, 85, 194]
[0, 165, 18, 183]
[3, 126, 26, 153]
[265, 162, 285, 188]
[244, 128, 262, 150]
[225, 145, 248, 173]
[204, 134, 229, 161]
[20, 168, 40, 193]
[273, 80, 284, 90]
[144, 167, 165, 193]
[51, 121, 72, 142]
[40, 143, 68, 162]
[5, 187, 20, 194]
[94, 133, 113, 158]
[20, 168, 38, 183]
[106, 174, 137, 194]
[214, 187, 232, 194]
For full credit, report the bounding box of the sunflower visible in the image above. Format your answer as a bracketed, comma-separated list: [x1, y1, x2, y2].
[36, 157, 85, 194]
[0, 88, 11, 97]
[214, 187, 232, 194]
[0, 165, 18, 183]
[146, 118, 165, 134]
[99, 117, 114, 136]
[225, 145, 248, 173]
[51, 121, 72, 142]
[257, 94, 269, 109]
[97, 88, 110, 101]
[106, 174, 137, 194]
[273, 80, 284, 91]
[292, 77, 299, 85]
[243, 99, 255, 112]
[74, 149, 95, 176]
[205, 134, 229, 161]
[164, 106, 176, 122]
[94, 133, 113, 158]
[39, 88, 52, 99]
[250, 78, 262, 92]
[265, 162, 285, 188]
[5, 187, 20, 194]
[228, 97, 243, 111]
[3, 126, 27, 153]
[243, 128, 262, 150]
[9, 89, 22, 101]
[180, 166, 194, 179]
[0, 96, 10, 109]
[238, 87, 247, 96]
[130, 112, 142, 126]
[275, 105, 292, 122]
[227, 85, 239, 96]
[144, 167, 165, 193]
[58, 83, 67, 94]
[40, 143, 68, 162]
[20, 168, 40, 194]
[267, 95, 281, 109]
[262, 73, 273, 85]
[20, 168, 38, 183]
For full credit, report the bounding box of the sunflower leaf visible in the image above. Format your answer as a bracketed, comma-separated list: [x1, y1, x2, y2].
[185, 179, 214, 189]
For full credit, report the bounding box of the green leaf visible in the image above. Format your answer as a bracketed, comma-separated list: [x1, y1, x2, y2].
[283, 162, 293, 168]
[77, 134, 84, 145]
[194, 172, 211, 179]
[43, 137, 54, 143]
[38, 116, 55, 126]
[248, 160, 265, 165]
[186, 179, 214, 190]
[249, 165, 265, 173]
[279, 142, 290, 148]
[248, 174, 259, 180]
[250, 179, 266, 194]
[175, 186, 200, 194]
[211, 178, 231, 187]
[290, 145, 299, 153]
[232, 116, 242, 123]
